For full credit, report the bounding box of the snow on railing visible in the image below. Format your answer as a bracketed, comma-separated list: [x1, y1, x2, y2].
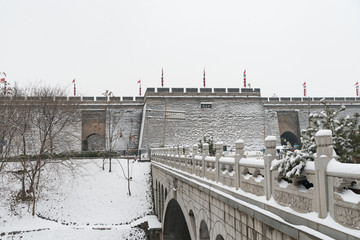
[150, 130, 360, 230]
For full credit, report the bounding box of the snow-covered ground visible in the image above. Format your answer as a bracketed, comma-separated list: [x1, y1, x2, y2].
[0, 159, 155, 239]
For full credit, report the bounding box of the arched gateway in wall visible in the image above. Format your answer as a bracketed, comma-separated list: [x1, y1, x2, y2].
[277, 111, 301, 147]
[81, 110, 106, 151]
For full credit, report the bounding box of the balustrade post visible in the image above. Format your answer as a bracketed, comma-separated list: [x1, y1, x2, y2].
[166, 148, 170, 164]
[172, 146, 177, 167]
[192, 144, 198, 174]
[202, 143, 209, 178]
[178, 146, 182, 169]
[184, 146, 190, 173]
[162, 148, 165, 163]
[215, 142, 223, 183]
[315, 130, 333, 219]
[235, 139, 244, 190]
[264, 136, 277, 200]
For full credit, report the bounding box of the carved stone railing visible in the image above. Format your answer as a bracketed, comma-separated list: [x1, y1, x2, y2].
[272, 164, 316, 213]
[151, 130, 360, 230]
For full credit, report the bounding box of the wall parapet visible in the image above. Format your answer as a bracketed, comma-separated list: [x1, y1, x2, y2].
[143, 87, 261, 97]
[262, 96, 360, 105]
[151, 130, 360, 232]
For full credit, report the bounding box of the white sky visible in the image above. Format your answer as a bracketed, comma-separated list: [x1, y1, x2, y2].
[1, 0, 360, 97]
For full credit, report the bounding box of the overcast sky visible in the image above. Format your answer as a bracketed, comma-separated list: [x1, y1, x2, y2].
[1, 0, 359, 97]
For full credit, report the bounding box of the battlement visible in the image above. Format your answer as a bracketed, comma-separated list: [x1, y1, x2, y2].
[261, 96, 360, 105]
[0, 95, 145, 105]
[2, 88, 360, 105]
[144, 87, 261, 97]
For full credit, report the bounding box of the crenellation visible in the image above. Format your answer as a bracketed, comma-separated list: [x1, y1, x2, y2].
[95, 96, 107, 101]
[269, 97, 280, 101]
[68, 96, 81, 101]
[291, 97, 302, 101]
[200, 88, 212, 93]
[122, 96, 134, 101]
[109, 97, 120, 101]
[135, 96, 144, 101]
[185, 88, 198, 93]
[41, 96, 54, 101]
[228, 88, 239, 93]
[313, 97, 323, 101]
[157, 87, 170, 93]
[214, 88, 226, 93]
[56, 96, 67, 100]
[27, 96, 41, 100]
[335, 97, 345, 101]
[171, 88, 184, 93]
[82, 96, 94, 101]
[12, 96, 25, 100]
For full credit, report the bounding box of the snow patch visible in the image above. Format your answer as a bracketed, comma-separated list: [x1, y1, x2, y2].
[338, 190, 360, 204]
[315, 130, 332, 136]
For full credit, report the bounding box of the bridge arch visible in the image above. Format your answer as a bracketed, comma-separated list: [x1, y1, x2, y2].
[215, 235, 225, 240]
[211, 221, 227, 240]
[199, 220, 210, 240]
[162, 189, 196, 240]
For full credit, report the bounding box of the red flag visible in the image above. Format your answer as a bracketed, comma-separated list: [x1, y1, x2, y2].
[203, 69, 206, 87]
[161, 68, 164, 87]
[0, 72, 6, 82]
[72, 79, 75, 83]
[137, 80, 141, 84]
[243, 69, 246, 87]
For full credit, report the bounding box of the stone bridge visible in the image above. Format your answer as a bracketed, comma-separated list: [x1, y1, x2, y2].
[151, 131, 360, 240]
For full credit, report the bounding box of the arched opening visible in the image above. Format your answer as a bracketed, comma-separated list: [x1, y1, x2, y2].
[189, 210, 196, 238]
[280, 131, 300, 148]
[86, 133, 105, 151]
[199, 220, 210, 240]
[154, 180, 158, 219]
[215, 234, 225, 240]
[163, 199, 191, 240]
[161, 185, 164, 221]
[157, 182, 161, 218]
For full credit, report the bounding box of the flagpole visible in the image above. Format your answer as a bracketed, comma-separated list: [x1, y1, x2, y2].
[1, 72, 7, 95]
[243, 69, 246, 88]
[203, 69, 206, 88]
[161, 68, 164, 87]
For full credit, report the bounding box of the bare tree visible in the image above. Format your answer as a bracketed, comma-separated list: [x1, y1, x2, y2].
[102, 90, 123, 173]
[118, 118, 138, 196]
[1, 84, 81, 216]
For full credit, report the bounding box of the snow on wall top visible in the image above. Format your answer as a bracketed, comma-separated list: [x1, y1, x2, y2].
[315, 129, 332, 136]
[265, 136, 276, 141]
[327, 158, 360, 176]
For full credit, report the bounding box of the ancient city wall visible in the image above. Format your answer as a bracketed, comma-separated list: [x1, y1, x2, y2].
[2, 90, 360, 152]
[140, 88, 265, 151]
